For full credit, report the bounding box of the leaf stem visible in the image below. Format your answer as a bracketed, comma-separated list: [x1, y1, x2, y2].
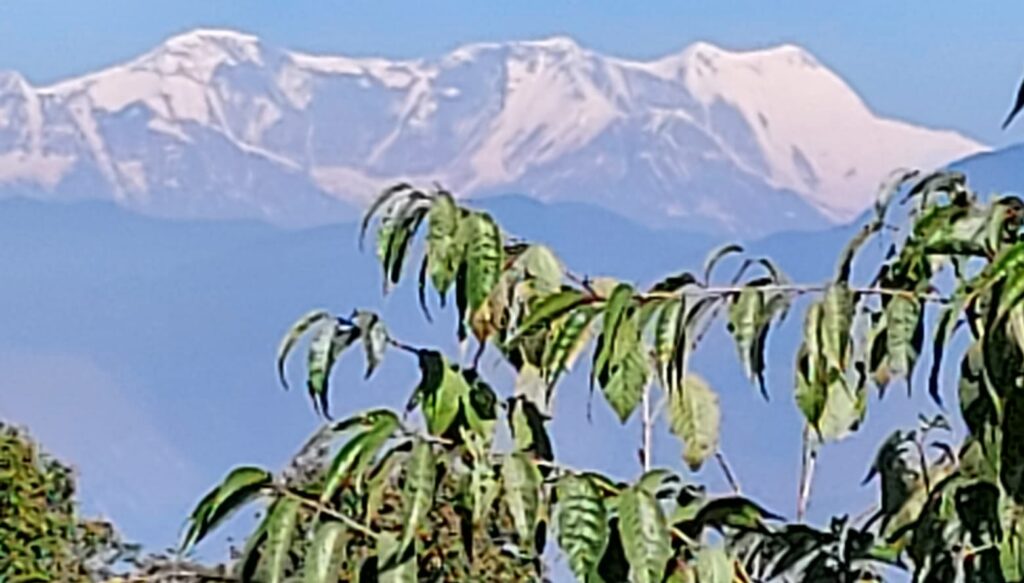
[715, 452, 741, 494]
[641, 382, 652, 472]
[273, 486, 379, 539]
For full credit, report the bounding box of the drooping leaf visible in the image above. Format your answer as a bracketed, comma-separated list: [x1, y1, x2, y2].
[425, 191, 461, 300]
[355, 311, 388, 379]
[304, 522, 347, 583]
[817, 374, 866, 443]
[509, 396, 553, 461]
[600, 316, 649, 423]
[276, 310, 331, 389]
[414, 351, 469, 436]
[378, 530, 417, 583]
[821, 283, 855, 371]
[379, 195, 432, 291]
[795, 303, 827, 429]
[464, 212, 504, 312]
[462, 371, 499, 442]
[182, 466, 272, 551]
[654, 298, 682, 390]
[542, 305, 598, 387]
[594, 284, 635, 375]
[307, 322, 360, 418]
[555, 474, 609, 581]
[398, 439, 436, 557]
[617, 486, 672, 583]
[263, 496, 301, 583]
[703, 243, 744, 284]
[360, 183, 414, 247]
[884, 295, 923, 385]
[319, 411, 400, 505]
[502, 453, 543, 549]
[667, 375, 721, 471]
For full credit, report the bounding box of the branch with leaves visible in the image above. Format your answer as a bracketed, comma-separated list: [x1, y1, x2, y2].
[178, 170, 1024, 582]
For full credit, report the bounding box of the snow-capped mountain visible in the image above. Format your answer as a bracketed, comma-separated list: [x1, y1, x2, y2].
[0, 29, 984, 234]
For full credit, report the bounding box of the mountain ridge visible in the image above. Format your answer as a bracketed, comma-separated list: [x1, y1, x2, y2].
[0, 28, 984, 234]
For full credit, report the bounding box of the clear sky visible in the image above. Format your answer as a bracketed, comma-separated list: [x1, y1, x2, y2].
[3, 1, 1024, 146]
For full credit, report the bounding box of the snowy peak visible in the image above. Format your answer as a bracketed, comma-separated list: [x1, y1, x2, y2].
[0, 30, 985, 234]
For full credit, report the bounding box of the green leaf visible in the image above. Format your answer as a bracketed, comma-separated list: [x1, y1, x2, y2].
[600, 316, 649, 423]
[509, 395, 553, 461]
[398, 439, 436, 557]
[694, 546, 733, 583]
[650, 272, 698, 293]
[703, 243, 744, 284]
[510, 289, 586, 345]
[502, 453, 543, 549]
[319, 411, 400, 505]
[693, 496, 782, 532]
[517, 244, 564, 293]
[667, 375, 721, 471]
[360, 183, 414, 247]
[304, 522, 347, 583]
[463, 371, 499, 441]
[425, 191, 461, 299]
[594, 284, 635, 379]
[464, 212, 504, 312]
[617, 486, 671, 583]
[277, 310, 331, 389]
[263, 496, 301, 583]
[884, 295, 923, 385]
[817, 375, 866, 443]
[555, 474, 609, 581]
[414, 351, 469, 436]
[835, 222, 881, 283]
[378, 530, 418, 583]
[182, 466, 272, 550]
[821, 283, 855, 371]
[654, 298, 682, 389]
[542, 305, 598, 387]
[355, 311, 388, 379]
[379, 195, 432, 290]
[795, 303, 827, 429]
[307, 322, 360, 418]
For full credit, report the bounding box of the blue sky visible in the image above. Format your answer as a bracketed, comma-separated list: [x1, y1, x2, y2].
[2, 1, 1024, 145]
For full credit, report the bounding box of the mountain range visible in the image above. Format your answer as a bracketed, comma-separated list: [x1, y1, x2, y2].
[0, 29, 984, 235]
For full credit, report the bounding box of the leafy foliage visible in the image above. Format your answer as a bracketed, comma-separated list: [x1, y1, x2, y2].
[179, 176, 1024, 581]
[0, 425, 138, 581]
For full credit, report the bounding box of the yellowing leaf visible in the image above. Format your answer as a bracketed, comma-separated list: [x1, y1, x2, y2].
[668, 375, 721, 471]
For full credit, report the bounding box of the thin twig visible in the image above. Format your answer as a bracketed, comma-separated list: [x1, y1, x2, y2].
[797, 427, 817, 522]
[715, 452, 741, 494]
[641, 382, 653, 472]
[273, 486, 378, 539]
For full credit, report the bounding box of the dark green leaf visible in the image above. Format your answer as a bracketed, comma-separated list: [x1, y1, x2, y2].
[319, 411, 400, 504]
[555, 474, 609, 581]
[617, 486, 671, 583]
[465, 212, 504, 312]
[703, 243, 744, 284]
[182, 466, 272, 551]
